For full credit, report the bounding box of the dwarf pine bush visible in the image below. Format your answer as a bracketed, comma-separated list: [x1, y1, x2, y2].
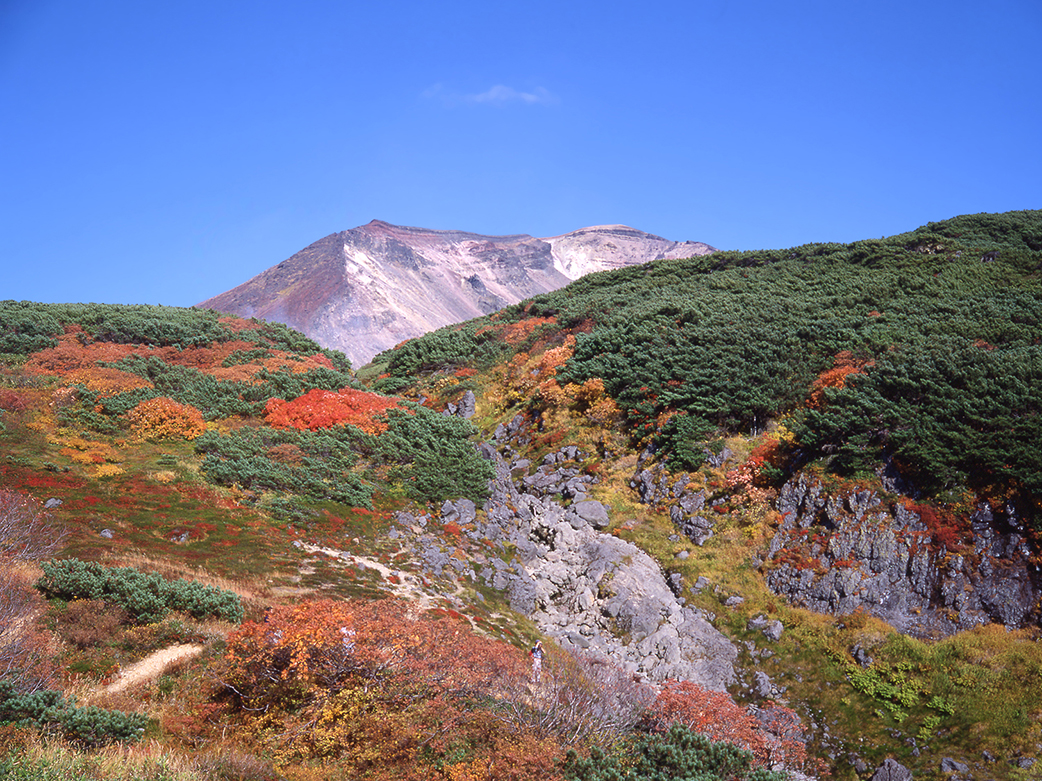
[0, 679, 148, 747]
[35, 559, 243, 624]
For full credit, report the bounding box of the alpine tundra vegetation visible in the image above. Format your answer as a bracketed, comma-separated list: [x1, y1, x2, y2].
[0, 209, 1040, 780]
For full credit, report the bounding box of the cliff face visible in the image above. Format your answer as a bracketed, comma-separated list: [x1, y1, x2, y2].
[196, 220, 714, 367]
[761, 476, 1040, 637]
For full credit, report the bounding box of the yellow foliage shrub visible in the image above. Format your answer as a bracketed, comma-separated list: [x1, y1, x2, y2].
[126, 397, 207, 441]
[537, 380, 569, 407]
[57, 436, 120, 465]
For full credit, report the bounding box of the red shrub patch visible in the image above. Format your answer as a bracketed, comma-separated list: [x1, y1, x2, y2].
[0, 390, 28, 412]
[904, 501, 969, 552]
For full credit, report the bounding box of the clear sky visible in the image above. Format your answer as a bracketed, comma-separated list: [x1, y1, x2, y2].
[2, 0, 1040, 308]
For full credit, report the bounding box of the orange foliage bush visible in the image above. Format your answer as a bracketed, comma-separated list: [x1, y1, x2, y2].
[64, 366, 153, 398]
[24, 332, 140, 374]
[218, 316, 262, 333]
[264, 388, 402, 434]
[126, 397, 207, 441]
[536, 339, 574, 377]
[806, 350, 874, 410]
[647, 680, 810, 771]
[478, 317, 557, 345]
[57, 435, 120, 465]
[221, 599, 528, 711]
[218, 599, 541, 775]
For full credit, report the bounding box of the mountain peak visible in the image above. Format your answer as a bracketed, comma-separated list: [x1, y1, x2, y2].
[198, 222, 715, 367]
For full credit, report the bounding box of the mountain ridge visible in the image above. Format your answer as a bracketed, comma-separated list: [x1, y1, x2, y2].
[196, 221, 715, 367]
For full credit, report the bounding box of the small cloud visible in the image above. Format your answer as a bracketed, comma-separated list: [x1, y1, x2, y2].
[423, 83, 557, 107]
[468, 85, 556, 105]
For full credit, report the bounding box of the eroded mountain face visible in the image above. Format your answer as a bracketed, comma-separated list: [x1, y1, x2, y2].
[196, 220, 714, 368]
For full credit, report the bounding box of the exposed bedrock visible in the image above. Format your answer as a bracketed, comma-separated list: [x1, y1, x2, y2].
[761, 474, 1040, 637]
[473, 439, 737, 691]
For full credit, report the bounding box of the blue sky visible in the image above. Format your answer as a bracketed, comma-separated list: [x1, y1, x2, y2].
[2, 0, 1039, 307]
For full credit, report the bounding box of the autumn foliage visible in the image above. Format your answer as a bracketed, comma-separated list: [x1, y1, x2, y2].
[216, 599, 558, 777]
[806, 350, 874, 410]
[212, 599, 816, 780]
[126, 397, 207, 441]
[646, 680, 811, 771]
[264, 388, 402, 434]
[478, 316, 557, 345]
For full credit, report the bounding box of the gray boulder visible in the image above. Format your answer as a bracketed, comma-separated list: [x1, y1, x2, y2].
[570, 499, 610, 529]
[457, 390, 476, 418]
[872, 758, 913, 781]
[940, 758, 969, 774]
[763, 620, 784, 642]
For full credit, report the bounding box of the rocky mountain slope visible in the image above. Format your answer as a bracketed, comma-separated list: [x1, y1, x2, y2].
[3, 210, 1042, 780]
[196, 220, 714, 367]
[361, 209, 1042, 777]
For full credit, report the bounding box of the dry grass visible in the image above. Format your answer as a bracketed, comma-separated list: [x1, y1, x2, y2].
[1, 735, 281, 781]
[106, 552, 272, 609]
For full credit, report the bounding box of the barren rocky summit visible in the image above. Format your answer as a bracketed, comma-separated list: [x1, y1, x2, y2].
[197, 220, 714, 367]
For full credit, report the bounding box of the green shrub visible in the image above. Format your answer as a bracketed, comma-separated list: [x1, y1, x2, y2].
[374, 404, 494, 503]
[383, 321, 507, 377]
[195, 425, 372, 508]
[0, 679, 148, 747]
[35, 559, 243, 624]
[561, 724, 787, 781]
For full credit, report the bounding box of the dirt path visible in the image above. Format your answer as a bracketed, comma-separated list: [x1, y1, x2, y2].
[293, 540, 441, 610]
[104, 643, 204, 694]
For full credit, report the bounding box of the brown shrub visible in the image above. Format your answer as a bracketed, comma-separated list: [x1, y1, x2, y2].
[54, 599, 127, 650]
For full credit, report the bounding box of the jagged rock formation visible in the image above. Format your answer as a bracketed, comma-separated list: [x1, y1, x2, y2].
[197, 220, 714, 367]
[478, 443, 737, 689]
[762, 475, 1041, 637]
[632, 459, 732, 547]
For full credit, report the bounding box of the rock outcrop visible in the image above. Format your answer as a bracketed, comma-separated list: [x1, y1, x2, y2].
[762, 475, 1040, 637]
[197, 220, 714, 368]
[630, 451, 734, 547]
[392, 421, 738, 691]
[475, 444, 737, 689]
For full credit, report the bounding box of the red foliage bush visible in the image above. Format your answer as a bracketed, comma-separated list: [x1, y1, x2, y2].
[0, 390, 28, 412]
[904, 501, 969, 552]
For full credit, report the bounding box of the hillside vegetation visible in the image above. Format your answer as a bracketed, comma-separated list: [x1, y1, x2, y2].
[0, 210, 1040, 780]
[374, 210, 1042, 518]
